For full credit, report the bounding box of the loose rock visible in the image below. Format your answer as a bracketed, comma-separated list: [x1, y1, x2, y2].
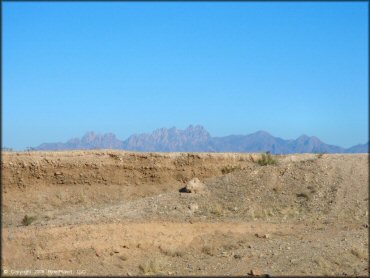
[180, 178, 206, 193]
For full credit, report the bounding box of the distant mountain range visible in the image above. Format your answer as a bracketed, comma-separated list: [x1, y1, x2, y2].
[34, 125, 369, 154]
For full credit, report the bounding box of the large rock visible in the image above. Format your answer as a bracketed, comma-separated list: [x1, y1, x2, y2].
[180, 178, 206, 193]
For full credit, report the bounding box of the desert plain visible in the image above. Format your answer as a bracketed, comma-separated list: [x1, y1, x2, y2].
[1, 151, 369, 276]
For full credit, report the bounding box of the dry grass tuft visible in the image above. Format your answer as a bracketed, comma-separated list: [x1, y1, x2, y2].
[221, 165, 241, 175]
[201, 245, 215, 256]
[139, 259, 163, 275]
[249, 154, 256, 163]
[210, 203, 224, 216]
[159, 245, 184, 257]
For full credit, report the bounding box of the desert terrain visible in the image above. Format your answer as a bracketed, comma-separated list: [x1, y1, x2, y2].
[1, 151, 369, 276]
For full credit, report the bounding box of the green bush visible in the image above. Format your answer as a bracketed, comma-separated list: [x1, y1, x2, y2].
[22, 215, 36, 226]
[257, 152, 277, 166]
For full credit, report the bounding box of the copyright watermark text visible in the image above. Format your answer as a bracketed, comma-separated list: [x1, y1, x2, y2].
[2, 269, 87, 276]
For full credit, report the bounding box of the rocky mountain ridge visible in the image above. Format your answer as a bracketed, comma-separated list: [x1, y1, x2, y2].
[34, 125, 368, 154]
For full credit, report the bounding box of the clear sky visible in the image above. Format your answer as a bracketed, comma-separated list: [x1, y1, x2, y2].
[3, 2, 368, 150]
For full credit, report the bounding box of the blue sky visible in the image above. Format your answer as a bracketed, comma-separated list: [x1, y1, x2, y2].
[3, 2, 368, 150]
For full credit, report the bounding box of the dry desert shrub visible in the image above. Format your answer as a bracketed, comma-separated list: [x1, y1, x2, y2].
[257, 152, 277, 166]
[221, 165, 241, 174]
[210, 203, 224, 216]
[139, 259, 163, 275]
[252, 208, 276, 220]
[159, 245, 184, 257]
[201, 245, 215, 256]
[249, 154, 256, 163]
[316, 152, 326, 158]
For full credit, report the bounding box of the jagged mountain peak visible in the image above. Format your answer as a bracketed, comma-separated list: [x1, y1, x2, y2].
[81, 131, 98, 142]
[184, 125, 211, 139]
[123, 125, 211, 152]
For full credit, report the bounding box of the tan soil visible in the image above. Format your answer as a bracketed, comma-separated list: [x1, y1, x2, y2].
[1, 151, 369, 276]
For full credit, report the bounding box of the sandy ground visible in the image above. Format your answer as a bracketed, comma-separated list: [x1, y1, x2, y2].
[1, 151, 369, 276]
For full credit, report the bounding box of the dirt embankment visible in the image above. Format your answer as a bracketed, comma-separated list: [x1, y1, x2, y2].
[2, 150, 256, 189]
[2, 151, 254, 226]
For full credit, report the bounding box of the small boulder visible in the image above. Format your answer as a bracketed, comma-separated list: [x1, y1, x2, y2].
[249, 269, 261, 276]
[180, 178, 206, 193]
